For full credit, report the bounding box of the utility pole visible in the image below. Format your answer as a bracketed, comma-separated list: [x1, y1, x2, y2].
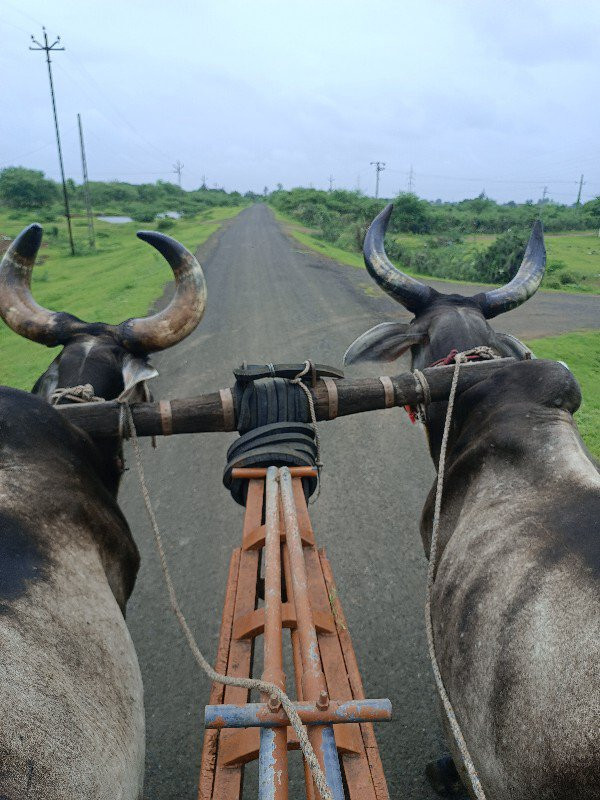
[407, 164, 415, 193]
[30, 28, 75, 255]
[576, 173, 585, 206]
[370, 161, 386, 198]
[173, 160, 184, 188]
[328, 174, 334, 192]
[77, 113, 95, 250]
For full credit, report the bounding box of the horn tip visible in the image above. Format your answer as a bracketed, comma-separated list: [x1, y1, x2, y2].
[137, 230, 189, 264]
[12, 223, 43, 260]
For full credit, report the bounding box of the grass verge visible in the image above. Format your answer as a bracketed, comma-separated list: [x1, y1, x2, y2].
[276, 210, 600, 294]
[526, 331, 599, 459]
[0, 206, 243, 389]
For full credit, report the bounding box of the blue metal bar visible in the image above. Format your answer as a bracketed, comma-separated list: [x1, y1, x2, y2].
[258, 727, 278, 800]
[319, 725, 345, 800]
[204, 698, 392, 728]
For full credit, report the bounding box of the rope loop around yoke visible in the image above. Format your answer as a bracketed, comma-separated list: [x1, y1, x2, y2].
[424, 345, 501, 800]
[292, 360, 323, 500]
[120, 401, 335, 800]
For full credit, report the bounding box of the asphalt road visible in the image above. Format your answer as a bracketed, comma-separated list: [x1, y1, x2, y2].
[121, 204, 599, 800]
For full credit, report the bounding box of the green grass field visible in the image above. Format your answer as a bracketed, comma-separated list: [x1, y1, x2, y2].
[0, 206, 243, 389]
[526, 331, 599, 460]
[277, 211, 600, 294]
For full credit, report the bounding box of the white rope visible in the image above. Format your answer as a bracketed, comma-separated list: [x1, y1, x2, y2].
[120, 401, 334, 800]
[412, 369, 431, 423]
[423, 346, 499, 800]
[291, 360, 323, 501]
[50, 383, 104, 405]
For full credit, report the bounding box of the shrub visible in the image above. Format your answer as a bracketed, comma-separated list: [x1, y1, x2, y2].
[473, 228, 529, 283]
[157, 218, 175, 231]
[559, 271, 577, 285]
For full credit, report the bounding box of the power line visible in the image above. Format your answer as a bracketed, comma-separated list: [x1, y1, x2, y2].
[30, 27, 75, 256]
[370, 161, 386, 198]
[64, 51, 172, 163]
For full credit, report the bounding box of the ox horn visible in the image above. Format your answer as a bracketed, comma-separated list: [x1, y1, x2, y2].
[480, 220, 546, 319]
[116, 231, 207, 353]
[0, 224, 83, 346]
[363, 203, 434, 313]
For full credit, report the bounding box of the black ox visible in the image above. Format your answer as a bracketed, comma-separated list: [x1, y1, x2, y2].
[345, 205, 599, 800]
[0, 224, 206, 799]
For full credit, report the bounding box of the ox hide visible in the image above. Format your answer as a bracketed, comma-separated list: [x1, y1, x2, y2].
[0, 386, 144, 799]
[421, 360, 600, 800]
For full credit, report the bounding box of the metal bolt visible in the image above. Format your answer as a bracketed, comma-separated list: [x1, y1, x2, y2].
[268, 692, 281, 713]
[317, 690, 329, 710]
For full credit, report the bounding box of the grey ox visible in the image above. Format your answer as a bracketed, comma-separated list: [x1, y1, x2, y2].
[0, 224, 206, 799]
[345, 205, 599, 800]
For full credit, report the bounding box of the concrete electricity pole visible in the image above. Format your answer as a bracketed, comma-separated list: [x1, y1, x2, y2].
[576, 174, 585, 206]
[370, 161, 386, 198]
[173, 160, 184, 188]
[77, 113, 95, 250]
[30, 28, 75, 255]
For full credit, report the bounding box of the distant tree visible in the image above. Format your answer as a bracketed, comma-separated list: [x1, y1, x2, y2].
[0, 167, 59, 209]
[389, 192, 432, 233]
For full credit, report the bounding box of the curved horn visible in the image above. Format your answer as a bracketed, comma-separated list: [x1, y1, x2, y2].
[363, 204, 434, 313]
[480, 221, 546, 319]
[117, 231, 207, 353]
[0, 224, 82, 346]
[482, 219, 546, 319]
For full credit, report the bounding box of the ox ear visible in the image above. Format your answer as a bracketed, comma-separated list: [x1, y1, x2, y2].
[343, 322, 426, 364]
[121, 354, 159, 395]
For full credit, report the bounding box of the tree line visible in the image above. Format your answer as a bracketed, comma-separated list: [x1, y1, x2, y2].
[269, 187, 600, 288]
[0, 166, 258, 221]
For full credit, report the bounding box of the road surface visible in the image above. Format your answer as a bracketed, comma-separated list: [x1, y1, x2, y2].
[121, 204, 599, 799]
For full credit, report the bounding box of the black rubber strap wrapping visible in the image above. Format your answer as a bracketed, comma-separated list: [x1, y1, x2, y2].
[224, 376, 318, 506]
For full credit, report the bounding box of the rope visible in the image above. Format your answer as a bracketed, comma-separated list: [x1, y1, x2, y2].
[291, 360, 323, 500]
[120, 401, 334, 800]
[50, 383, 105, 405]
[423, 346, 499, 800]
[412, 369, 431, 423]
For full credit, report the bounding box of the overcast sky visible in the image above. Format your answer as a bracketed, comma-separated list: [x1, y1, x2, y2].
[1, 0, 599, 203]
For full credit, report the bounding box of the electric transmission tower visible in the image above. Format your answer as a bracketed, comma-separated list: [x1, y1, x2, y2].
[173, 160, 184, 188]
[370, 161, 386, 198]
[408, 164, 415, 193]
[576, 174, 585, 205]
[30, 28, 75, 255]
[77, 113, 95, 250]
[329, 174, 334, 191]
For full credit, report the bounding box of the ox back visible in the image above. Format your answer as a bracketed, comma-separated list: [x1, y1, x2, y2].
[0, 386, 144, 799]
[420, 360, 600, 800]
